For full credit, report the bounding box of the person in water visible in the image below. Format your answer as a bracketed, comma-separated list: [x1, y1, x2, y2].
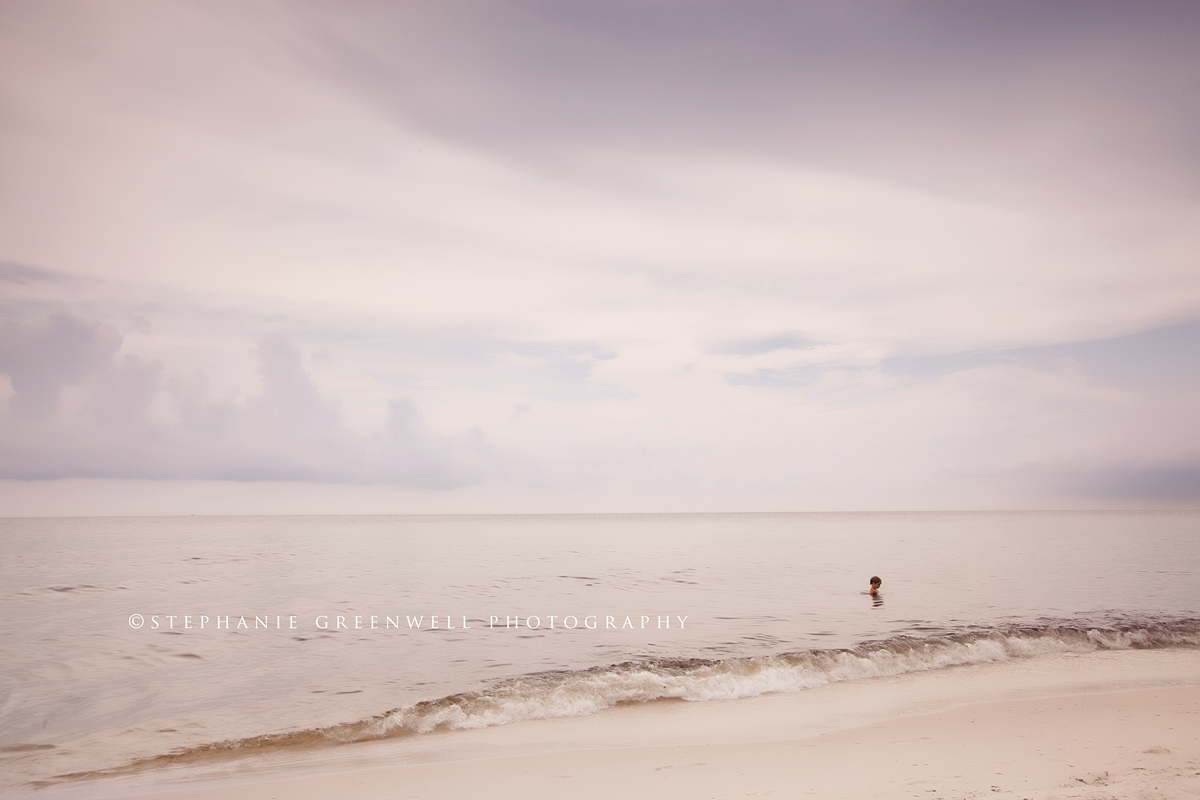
[868, 576, 882, 596]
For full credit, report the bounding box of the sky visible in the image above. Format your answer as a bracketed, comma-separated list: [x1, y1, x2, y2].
[1, 0, 1198, 515]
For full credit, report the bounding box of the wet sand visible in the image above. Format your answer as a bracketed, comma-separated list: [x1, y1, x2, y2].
[25, 649, 1200, 800]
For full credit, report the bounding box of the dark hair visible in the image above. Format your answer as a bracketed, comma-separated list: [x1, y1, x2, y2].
[869, 576, 881, 586]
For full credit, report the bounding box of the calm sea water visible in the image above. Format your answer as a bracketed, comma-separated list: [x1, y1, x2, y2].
[1, 511, 1198, 789]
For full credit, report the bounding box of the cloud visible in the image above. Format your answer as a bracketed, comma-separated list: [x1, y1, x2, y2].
[0, 261, 65, 285]
[0, 310, 123, 418]
[1009, 456, 1200, 503]
[371, 399, 492, 489]
[1, 4, 1198, 510]
[709, 333, 819, 357]
[881, 321, 1200, 391]
[300, 1, 1200, 199]
[248, 332, 339, 437]
[3, 2, 1198, 357]
[1082, 460, 1200, 502]
[0, 311, 493, 487]
[1, 301, 1197, 508]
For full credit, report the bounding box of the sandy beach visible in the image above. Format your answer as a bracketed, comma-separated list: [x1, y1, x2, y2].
[26, 649, 1199, 800]
[57, 685, 1199, 800]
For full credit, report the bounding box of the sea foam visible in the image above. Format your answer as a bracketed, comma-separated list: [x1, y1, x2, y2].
[130, 617, 1199, 764]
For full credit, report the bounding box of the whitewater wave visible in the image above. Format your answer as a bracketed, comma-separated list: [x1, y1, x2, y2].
[317, 617, 1200, 740]
[51, 617, 1200, 781]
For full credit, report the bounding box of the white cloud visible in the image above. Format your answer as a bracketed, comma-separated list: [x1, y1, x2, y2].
[0, 312, 493, 487]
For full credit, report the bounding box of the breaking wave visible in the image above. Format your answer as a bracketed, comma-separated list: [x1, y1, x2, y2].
[54, 616, 1200, 781]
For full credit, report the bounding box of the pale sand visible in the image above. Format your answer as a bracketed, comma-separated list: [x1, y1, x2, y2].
[27, 650, 1200, 800]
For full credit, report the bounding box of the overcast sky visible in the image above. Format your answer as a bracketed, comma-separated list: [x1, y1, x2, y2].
[1, 0, 1198, 514]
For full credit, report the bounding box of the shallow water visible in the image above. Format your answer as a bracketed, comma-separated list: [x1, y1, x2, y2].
[1, 511, 1197, 788]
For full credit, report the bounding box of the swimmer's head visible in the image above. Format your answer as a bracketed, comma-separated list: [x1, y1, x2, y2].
[869, 576, 881, 588]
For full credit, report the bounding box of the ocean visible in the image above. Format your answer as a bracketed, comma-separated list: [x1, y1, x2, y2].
[1, 510, 1197, 792]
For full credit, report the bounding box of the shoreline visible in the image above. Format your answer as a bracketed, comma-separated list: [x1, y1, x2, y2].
[19, 648, 1200, 800]
[42, 686, 1200, 800]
